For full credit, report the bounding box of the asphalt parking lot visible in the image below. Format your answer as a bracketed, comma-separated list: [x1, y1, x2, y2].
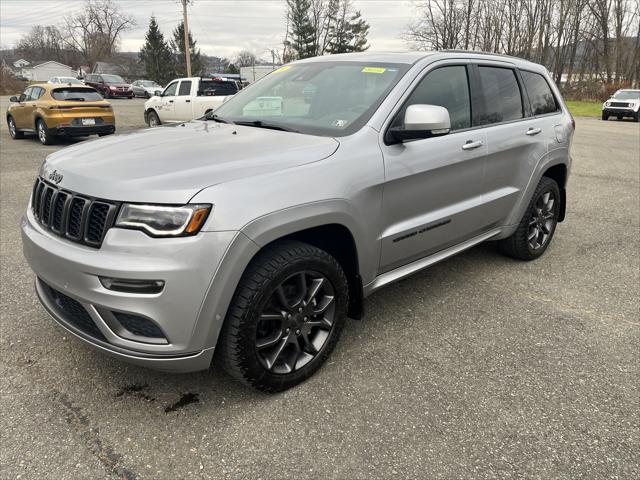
[1, 96, 638, 479]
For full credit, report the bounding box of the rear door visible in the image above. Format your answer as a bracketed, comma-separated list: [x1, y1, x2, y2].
[378, 62, 489, 272]
[158, 81, 178, 122]
[174, 79, 193, 120]
[473, 62, 548, 227]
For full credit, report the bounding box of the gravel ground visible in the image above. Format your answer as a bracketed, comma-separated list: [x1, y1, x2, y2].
[1, 96, 638, 479]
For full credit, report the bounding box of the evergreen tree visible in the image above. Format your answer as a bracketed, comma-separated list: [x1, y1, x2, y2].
[138, 16, 175, 84]
[286, 0, 316, 59]
[170, 21, 205, 76]
[327, 5, 370, 54]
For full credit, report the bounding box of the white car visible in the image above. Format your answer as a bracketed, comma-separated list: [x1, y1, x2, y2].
[602, 89, 640, 122]
[144, 77, 238, 126]
[131, 80, 163, 98]
[48, 76, 83, 85]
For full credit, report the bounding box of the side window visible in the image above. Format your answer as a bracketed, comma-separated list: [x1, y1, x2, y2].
[33, 87, 45, 100]
[21, 87, 32, 101]
[178, 80, 192, 96]
[392, 65, 471, 131]
[163, 82, 178, 96]
[477, 66, 523, 124]
[521, 71, 559, 115]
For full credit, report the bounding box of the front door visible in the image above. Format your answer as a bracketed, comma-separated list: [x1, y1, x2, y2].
[158, 81, 178, 122]
[12, 87, 33, 129]
[378, 64, 489, 273]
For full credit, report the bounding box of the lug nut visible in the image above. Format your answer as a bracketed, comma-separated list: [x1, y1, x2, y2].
[298, 307, 303, 313]
[303, 317, 308, 322]
[285, 328, 290, 334]
[287, 313, 292, 319]
[295, 329, 301, 335]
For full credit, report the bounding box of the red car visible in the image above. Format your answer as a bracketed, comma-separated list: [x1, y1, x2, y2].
[84, 73, 133, 99]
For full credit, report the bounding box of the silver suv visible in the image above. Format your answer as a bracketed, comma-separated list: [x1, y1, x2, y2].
[22, 52, 573, 392]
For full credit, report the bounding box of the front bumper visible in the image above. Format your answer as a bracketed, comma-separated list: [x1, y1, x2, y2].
[603, 107, 637, 117]
[21, 206, 243, 372]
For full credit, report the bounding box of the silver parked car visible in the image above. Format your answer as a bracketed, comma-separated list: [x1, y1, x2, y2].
[131, 79, 163, 98]
[22, 52, 573, 392]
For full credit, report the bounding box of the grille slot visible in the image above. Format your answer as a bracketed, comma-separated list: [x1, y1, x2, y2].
[43, 281, 107, 342]
[113, 312, 166, 339]
[31, 178, 118, 248]
[610, 101, 630, 107]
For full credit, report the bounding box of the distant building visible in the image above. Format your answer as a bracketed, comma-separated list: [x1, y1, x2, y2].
[13, 58, 30, 68]
[22, 61, 75, 81]
[240, 65, 281, 83]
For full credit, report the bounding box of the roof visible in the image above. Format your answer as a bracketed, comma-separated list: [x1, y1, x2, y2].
[293, 50, 547, 71]
[29, 82, 94, 91]
[295, 51, 432, 65]
[28, 60, 73, 70]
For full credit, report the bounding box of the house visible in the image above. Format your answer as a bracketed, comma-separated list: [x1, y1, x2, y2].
[13, 58, 29, 68]
[22, 61, 76, 81]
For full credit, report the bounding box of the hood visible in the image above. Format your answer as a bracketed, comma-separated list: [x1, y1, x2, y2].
[106, 83, 131, 88]
[41, 121, 339, 203]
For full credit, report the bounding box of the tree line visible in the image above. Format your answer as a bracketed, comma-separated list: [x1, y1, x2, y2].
[404, 0, 640, 90]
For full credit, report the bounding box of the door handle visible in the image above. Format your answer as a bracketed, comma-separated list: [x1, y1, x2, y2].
[185, 99, 191, 103]
[168, 100, 174, 103]
[462, 140, 484, 150]
[526, 127, 542, 136]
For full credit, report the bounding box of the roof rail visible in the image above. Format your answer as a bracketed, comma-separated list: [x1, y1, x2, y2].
[441, 49, 527, 62]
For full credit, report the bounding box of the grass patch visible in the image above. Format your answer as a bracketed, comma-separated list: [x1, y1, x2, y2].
[565, 100, 602, 118]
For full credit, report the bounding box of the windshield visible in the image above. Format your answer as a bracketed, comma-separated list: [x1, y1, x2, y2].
[212, 62, 409, 136]
[102, 74, 125, 83]
[613, 90, 640, 100]
[141, 80, 159, 87]
[52, 87, 103, 102]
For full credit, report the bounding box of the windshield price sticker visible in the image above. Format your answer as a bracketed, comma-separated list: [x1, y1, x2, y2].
[362, 67, 386, 74]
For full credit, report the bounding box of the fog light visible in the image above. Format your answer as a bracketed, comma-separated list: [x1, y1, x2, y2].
[99, 277, 165, 294]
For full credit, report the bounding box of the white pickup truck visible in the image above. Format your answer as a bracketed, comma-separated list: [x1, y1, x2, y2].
[144, 76, 239, 126]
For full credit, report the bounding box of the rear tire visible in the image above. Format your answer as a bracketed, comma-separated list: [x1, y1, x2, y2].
[218, 240, 348, 392]
[36, 119, 54, 145]
[7, 116, 24, 139]
[498, 176, 560, 261]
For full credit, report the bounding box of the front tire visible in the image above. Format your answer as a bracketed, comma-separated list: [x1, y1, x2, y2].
[602, 112, 609, 121]
[147, 110, 161, 127]
[218, 240, 348, 392]
[36, 119, 54, 145]
[498, 176, 560, 261]
[7, 116, 24, 139]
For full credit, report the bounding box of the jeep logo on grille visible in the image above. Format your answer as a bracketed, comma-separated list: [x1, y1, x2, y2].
[48, 170, 63, 184]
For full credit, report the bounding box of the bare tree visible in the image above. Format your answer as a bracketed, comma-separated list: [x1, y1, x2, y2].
[235, 50, 257, 67]
[62, 0, 135, 69]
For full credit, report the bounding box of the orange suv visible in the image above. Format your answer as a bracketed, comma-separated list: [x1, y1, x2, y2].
[6, 83, 115, 145]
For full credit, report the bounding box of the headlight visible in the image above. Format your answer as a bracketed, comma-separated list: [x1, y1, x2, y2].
[605, 101, 610, 107]
[115, 204, 211, 237]
[109, 85, 117, 90]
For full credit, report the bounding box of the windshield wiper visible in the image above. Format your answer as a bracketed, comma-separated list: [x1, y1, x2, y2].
[234, 120, 299, 133]
[206, 113, 233, 124]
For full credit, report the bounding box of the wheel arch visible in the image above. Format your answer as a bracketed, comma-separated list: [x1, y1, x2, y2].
[542, 163, 567, 222]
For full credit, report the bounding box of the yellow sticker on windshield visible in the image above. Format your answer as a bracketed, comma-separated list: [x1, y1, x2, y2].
[273, 66, 291, 74]
[362, 67, 386, 74]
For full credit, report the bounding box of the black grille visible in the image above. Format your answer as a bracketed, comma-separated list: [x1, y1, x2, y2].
[114, 312, 165, 339]
[43, 282, 107, 341]
[31, 178, 119, 248]
[610, 101, 630, 107]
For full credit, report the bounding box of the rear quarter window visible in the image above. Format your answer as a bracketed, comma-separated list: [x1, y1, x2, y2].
[52, 88, 103, 101]
[521, 71, 560, 115]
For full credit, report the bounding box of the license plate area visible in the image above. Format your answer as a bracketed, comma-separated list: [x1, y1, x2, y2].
[81, 118, 96, 126]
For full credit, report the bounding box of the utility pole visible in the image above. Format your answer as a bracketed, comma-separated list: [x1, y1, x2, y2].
[181, 0, 192, 77]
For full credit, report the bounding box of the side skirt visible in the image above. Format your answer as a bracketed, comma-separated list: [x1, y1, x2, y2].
[364, 228, 502, 295]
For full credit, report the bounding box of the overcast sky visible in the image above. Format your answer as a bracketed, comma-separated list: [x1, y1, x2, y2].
[0, 0, 416, 60]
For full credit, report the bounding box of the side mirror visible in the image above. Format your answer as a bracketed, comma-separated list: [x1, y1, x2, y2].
[154, 90, 162, 97]
[9, 96, 18, 103]
[388, 104, 451, 143]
